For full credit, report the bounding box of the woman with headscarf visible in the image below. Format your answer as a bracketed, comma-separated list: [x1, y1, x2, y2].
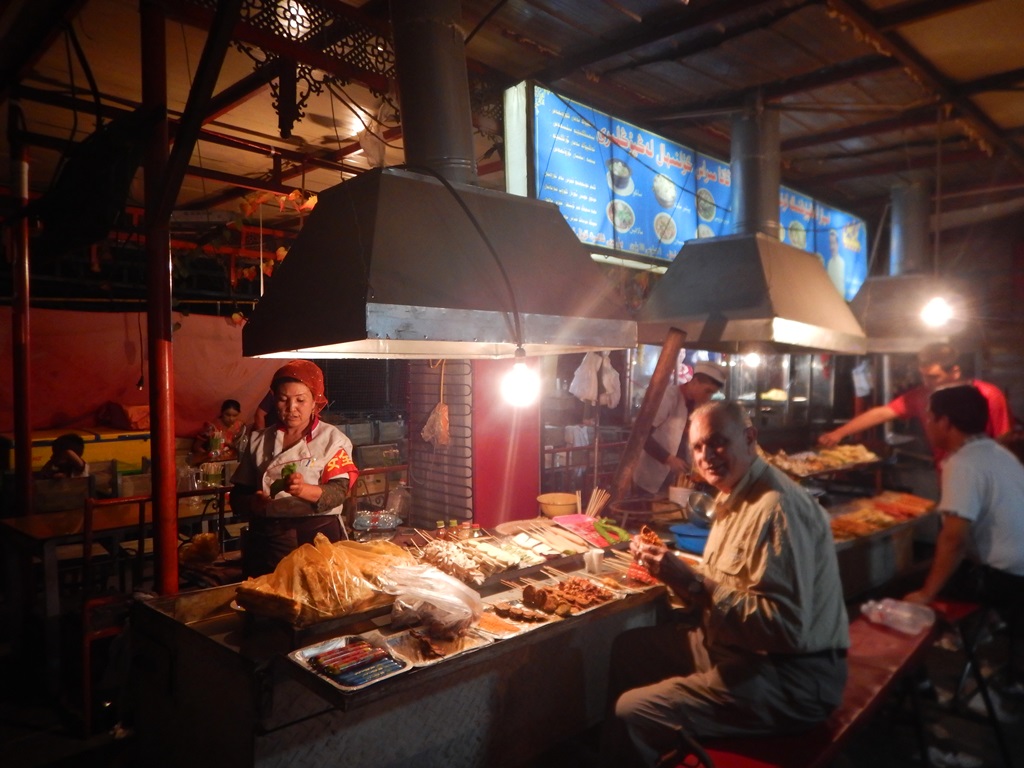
[231, 360, 359, 576]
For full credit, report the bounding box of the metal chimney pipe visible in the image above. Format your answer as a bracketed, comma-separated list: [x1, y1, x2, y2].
[730, 101, 781, 238]
[889, 182, 930, 275]
[390, 0, 477, 184]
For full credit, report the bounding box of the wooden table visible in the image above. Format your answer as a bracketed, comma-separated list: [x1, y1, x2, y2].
[0, 491, 226, 692]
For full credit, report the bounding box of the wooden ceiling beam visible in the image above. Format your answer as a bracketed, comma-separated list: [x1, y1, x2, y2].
[597, 0, 816, 78]
[827, 0, 1024, 170]
[798, 147, 987, 184]
[204, 61, 281, 122]
[782, 104, 940, 151]
[962, 66, 1024, 96]
[524, 0, 792, 85]
[0, 0, 88, 103]
[873, 0, 992, 33]
[181, 125, 402, 212]
[638, 55, 896, 122]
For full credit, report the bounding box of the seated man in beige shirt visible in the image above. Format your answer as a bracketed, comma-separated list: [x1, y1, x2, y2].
[604, 400, 849, 767]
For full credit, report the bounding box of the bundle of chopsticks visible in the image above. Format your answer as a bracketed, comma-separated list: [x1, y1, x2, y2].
[585, 487, 611, 518]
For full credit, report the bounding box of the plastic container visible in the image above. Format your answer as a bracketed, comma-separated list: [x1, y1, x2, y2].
[860, 598, 935, 635]
[384, 483, 411, 521]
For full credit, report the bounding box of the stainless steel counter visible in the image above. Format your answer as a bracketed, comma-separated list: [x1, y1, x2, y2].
[131, 578, 666, 768]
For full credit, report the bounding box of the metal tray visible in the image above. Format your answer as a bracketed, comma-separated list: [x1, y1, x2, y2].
[288, 633, 412, 693]
[381, 627, 493, 667]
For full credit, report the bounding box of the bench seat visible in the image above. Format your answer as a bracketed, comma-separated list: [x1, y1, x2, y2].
[697, 616, 937, 768]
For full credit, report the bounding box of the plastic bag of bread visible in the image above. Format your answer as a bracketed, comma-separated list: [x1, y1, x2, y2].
[235, 534, 392, 626]
[333, 539, 416, 589]
[380, 563, 483, 640]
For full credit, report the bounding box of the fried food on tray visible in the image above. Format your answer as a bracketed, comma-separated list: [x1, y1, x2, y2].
[768, 444, 880, 477]
[235, 533, 410, 626]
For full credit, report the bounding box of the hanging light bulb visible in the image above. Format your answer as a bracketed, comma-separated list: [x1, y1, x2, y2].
[921, 296, 953, 327]
[501, 347, 540, 407]
[742, 352, 762, 368]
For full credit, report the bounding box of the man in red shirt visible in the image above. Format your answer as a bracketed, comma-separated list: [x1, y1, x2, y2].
[819, 343, 1013, 466]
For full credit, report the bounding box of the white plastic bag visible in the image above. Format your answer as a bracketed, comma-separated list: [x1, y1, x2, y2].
[861, 598, 935, 635]
[380, 564, 483, 639]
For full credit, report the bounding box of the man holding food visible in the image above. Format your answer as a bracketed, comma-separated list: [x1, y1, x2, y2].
[607, 400, 849, 766]
[633, 361, 727, 496]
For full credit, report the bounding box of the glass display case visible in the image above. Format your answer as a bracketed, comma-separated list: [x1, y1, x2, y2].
[729, 352, 835, 451]
[627, 347, 835, 453]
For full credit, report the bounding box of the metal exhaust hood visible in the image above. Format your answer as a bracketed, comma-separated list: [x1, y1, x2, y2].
[638, 232, 867, 354]
[848, 273, 972, 354]
[242, 167, 636, 358]
[847, 183, 975, 353]
[638, 105, 867, 355]
[243, 0, 635, 359]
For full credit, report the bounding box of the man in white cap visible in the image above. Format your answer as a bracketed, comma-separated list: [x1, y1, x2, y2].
[634, 360, 728, 495]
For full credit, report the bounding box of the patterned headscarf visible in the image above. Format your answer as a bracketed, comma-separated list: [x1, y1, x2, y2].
[271, 360, 328, 414]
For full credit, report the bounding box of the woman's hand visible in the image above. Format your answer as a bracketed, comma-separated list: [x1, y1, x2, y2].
[283, 472, 323, 505]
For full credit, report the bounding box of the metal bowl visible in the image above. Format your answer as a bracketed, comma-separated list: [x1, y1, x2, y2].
[687, 491, 716, 528]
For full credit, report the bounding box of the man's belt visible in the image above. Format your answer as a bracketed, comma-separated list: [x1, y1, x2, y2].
[768, 648, 848, 662]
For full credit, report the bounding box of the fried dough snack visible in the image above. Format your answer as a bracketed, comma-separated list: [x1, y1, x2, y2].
[235, 534, 402, 626]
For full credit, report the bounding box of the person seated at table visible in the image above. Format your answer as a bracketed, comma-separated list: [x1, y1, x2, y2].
[230, 361, 359, 577]
[190, 399, 247, 465]
[903, 384, 1024, 690]
[603, 400, 849, 767]
[38, 433, 89, 479]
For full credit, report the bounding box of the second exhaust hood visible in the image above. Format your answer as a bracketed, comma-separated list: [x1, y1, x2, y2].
[638, 105, 866, 355]
[638, 232, 867, 354]
[242, 167, 636, 359]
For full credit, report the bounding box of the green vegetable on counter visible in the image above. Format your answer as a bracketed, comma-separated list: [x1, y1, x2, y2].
[593, 517, 630, 545]
[269, 462, 298, 496]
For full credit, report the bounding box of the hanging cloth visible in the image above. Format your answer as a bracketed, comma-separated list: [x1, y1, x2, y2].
[598, 352, 621, 409]
[569, 351, 621, 409]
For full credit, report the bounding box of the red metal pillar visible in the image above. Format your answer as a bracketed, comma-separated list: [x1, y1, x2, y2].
[8, 102, 33, 514]
[141, 0, 177, 594]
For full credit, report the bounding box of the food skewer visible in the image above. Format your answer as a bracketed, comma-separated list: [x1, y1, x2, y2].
[541, 565, 570, 580]
[603, 559, 631, 573]
[585, 488, 610, 518]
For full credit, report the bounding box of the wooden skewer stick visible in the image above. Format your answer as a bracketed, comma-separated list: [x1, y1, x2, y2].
[542, 566, 570, 580]
[603, 560, 630, 573]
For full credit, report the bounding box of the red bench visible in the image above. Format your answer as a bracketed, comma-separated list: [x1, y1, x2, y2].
[668, 615, 938, 768]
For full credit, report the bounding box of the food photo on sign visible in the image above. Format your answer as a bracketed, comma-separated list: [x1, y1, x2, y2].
[694, 153, 732, 238]
[779, 186, 815, 253]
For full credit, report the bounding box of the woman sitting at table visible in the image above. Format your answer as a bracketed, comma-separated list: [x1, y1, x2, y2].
[190, 398, 247, 466]
[230, 361, 359, 577]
